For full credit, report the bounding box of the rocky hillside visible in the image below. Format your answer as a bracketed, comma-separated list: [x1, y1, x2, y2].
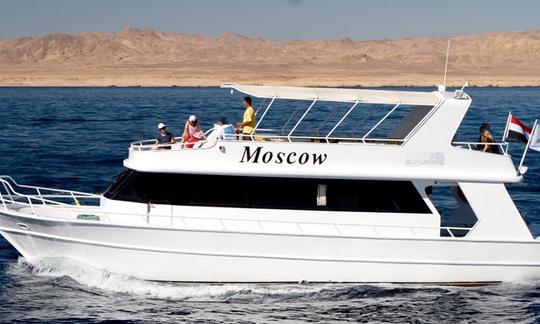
[1, 28, 540, 86]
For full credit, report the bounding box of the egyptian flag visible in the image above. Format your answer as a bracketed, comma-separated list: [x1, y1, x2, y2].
[507, 115, 532, 143]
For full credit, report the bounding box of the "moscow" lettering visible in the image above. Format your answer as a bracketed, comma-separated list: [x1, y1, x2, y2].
[240, 146, 328, 165]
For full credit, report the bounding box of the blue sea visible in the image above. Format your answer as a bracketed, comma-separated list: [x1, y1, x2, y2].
[0, 86, 539, 323]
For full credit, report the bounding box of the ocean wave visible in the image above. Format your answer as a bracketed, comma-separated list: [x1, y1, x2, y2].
[4, 257, 540, 322]
[8, 257, 339, 302]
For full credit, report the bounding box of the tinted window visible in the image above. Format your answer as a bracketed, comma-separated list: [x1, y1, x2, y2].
[104, 170, 431, 213]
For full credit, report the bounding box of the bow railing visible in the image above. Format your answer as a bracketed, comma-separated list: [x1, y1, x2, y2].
[0, 176, 100, 214]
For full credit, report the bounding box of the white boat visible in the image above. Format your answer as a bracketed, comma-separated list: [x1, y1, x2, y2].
[0, 83, 538, 283]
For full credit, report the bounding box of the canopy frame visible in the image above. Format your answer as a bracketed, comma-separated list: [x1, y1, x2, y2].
[224, 83, 443, 144]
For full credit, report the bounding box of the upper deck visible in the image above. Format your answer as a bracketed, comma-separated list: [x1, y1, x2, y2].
[124, 84, 519, 183]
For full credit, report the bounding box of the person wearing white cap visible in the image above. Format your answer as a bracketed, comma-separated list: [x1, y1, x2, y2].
[155, 122, 176, 149]
[181, 115, 206, 148]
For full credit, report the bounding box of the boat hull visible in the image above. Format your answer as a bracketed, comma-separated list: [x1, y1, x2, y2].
[1, 211, 539, 283]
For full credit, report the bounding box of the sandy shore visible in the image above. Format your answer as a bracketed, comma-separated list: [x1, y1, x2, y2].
[2, 68, 540, 87]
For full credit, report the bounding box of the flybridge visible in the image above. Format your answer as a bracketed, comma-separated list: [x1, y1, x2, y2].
[217, 83, 445, 145]
[125, 84, 521, 183]
[129, 84, 453, 152]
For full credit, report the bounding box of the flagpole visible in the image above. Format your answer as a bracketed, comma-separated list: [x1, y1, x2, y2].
[443, 40, 450, 86]
[517, 119, 538, 175]
[502, 112, 512, 142]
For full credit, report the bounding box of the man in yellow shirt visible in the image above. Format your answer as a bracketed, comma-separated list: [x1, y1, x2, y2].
[236, 96, 256, 139]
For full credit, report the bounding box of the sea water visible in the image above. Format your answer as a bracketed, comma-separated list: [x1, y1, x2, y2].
[0, 87, 538, 322]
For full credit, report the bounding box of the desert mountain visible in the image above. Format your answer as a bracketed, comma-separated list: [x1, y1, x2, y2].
[1, 28, 540, 86]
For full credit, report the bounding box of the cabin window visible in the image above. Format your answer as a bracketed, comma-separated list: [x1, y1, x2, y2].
[104, 170, 431, 213]
[426, 185, 478, 237]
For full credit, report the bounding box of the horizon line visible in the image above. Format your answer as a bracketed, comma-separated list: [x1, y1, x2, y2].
[2, 27, 540, 43]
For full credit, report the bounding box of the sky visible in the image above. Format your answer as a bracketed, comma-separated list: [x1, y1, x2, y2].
[1, 0, 540, 41]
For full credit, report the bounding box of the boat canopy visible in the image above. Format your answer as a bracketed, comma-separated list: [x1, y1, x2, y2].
[221, 83, 441, 106]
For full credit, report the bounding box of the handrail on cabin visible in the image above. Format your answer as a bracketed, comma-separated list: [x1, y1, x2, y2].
[130, 134, 407, 150]
[452, 141, 510, 155]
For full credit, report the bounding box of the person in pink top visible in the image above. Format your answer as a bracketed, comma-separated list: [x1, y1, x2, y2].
[181, 115, 205, 148]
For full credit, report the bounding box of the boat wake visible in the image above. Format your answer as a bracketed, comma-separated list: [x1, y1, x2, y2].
[7, 257, 351, 302]
[4, 257, 540, 322]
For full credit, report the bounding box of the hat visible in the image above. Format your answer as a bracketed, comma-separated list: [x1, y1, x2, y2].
[157, 122, 166, 130]
[189, 115, 197, 122]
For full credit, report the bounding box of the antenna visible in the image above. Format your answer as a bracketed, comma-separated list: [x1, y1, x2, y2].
[443, 39, 450, 86]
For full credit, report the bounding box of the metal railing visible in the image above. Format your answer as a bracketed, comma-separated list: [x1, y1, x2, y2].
[130, 137, 510, 155]
[244, 133, 406, 144]
[101, 211, 473, 239]
[130, 136, 218, 151]
[0, 177, 473, 239]
[452, 141, 509, 155]
[130, 133, 405, 151]
[0, 176, 100, 214]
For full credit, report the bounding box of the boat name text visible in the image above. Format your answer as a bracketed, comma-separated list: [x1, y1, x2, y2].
[240, 146, 328, 165]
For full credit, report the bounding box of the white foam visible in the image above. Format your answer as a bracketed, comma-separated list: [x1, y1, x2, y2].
[9, 257, 333, 301]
